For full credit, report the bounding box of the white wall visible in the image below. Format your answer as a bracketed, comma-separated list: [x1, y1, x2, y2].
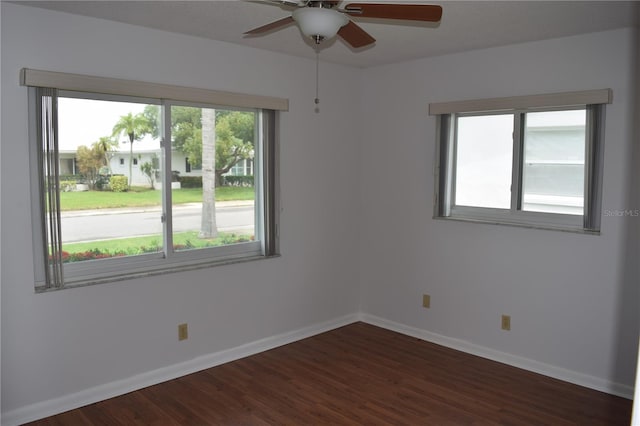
[629, 24, 640, 426]
[0, 0, 3, 419]
[359, 27, 639, 395]
[0, 3, 361, 422]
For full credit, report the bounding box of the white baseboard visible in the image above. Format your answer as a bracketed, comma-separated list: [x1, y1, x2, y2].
[359, 313, 634, 400]
[2, 313, 360, 426]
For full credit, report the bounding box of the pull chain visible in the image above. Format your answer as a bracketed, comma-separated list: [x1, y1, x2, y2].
[314, 50, 320, 112]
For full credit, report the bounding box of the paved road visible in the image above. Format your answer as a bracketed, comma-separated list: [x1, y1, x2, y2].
[61, 202, 254, 243]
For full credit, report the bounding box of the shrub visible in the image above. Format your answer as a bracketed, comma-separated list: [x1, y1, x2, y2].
[59, 234, 255, 264]
[59, 174, 81, 182]
[59, 180, 77, 192]
[180, 176, 203, 188]
[141, 159, 159, 189]
[222, 175, 254, 187]
[95, 175, 111, 191]
[110, 175, 128, 192]
[219, 233, 252, 244]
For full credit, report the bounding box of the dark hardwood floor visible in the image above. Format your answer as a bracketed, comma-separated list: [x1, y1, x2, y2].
[27, 322, 632, 425]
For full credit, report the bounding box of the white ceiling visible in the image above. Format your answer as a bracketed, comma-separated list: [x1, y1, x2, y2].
[15, 0, 640, 68]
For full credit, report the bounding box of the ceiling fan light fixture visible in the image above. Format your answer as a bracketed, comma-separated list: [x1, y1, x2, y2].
[292, 7, 348, 43]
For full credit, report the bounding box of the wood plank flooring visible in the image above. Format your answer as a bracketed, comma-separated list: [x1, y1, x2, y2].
[27, 322, 632, 425]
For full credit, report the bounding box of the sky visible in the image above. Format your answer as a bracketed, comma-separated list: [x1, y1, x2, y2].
[58, 97, 159, 152]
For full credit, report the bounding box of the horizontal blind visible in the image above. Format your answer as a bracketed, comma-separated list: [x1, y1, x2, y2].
[21, 68, 289, 111]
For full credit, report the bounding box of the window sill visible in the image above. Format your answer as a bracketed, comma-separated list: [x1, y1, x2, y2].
[433, 215, 600, 235]
[35, 253, 281, 293]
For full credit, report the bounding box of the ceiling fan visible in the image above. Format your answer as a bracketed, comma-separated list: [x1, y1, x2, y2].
[245, 1, 443, 48]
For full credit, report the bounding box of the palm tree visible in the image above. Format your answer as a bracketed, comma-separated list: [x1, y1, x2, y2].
[111, 112, 150, 188]
[200, 108, 217, 238]
[93, 136, 118, 175]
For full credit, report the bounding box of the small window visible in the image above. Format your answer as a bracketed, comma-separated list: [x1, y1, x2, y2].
[431, 90, 609, 233]
[119, 158, 124, 165]
[132, 158, 138, 166]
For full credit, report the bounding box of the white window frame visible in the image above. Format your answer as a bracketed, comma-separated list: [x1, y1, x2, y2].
[23, 69, 286, 290]
[430, 90, 610, 233]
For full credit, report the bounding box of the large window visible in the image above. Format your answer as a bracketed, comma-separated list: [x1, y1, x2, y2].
[431, 90, 610, 232]
[24, 69, 285, 290]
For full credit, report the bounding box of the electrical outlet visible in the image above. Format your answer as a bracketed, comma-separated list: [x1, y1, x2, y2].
[422, 294, 431, 308]
[501, 315, 511, 331]
[178, 323, 188, 341]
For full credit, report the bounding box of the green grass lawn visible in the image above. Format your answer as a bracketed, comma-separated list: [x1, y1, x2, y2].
[60, 186, 254, 211]
[61, 231, 254, 262]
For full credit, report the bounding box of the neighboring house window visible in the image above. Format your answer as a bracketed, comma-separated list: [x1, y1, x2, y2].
[185, 157, 202, 173]
[430, 89, 611, 233]
[133, 158, 138, 166]
[230, 159, 254, 176]
[24, 68, 285, 290]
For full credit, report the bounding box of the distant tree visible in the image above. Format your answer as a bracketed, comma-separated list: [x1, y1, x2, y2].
[143, 106, 254, 185]
[214, 112, 254, 186]
[142, 107, 256, 238]
[140, 154, 160, 189]
[76, 145, 104, 189]
[112, 112, 151, 188]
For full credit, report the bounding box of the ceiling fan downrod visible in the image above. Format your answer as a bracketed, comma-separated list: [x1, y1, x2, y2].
[315, 50, 320, 107]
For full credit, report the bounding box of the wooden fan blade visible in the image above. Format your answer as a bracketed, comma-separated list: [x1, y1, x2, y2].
[244, 16, 295, 35]
[344, 3, 443, 22]
[259, 0, 300, 6]
[338, 20, 376, 48]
